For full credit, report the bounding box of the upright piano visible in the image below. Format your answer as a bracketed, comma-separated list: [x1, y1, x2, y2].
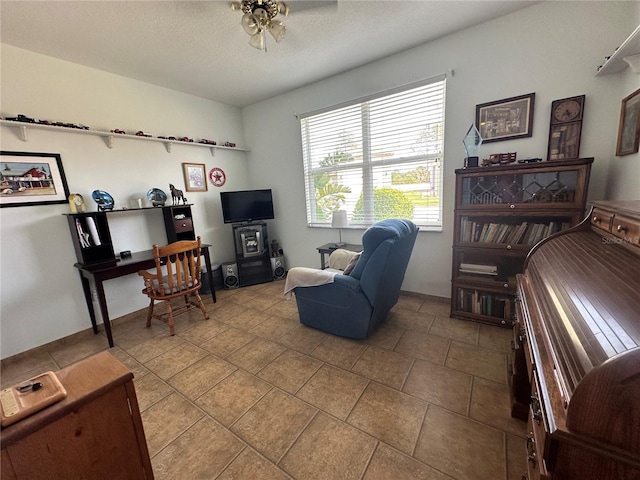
[511, 200, 640, 479]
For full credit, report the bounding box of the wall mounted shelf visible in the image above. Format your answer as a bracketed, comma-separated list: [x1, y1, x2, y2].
[0, 119, 249, 156]
[596, 24, 640, 76]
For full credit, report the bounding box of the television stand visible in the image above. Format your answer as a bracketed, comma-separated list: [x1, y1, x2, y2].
[232, 222, 272, 287]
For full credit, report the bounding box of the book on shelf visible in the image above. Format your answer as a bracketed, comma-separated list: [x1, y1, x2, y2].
[76, 219, 91, 248]
[460, 218, 572, 245]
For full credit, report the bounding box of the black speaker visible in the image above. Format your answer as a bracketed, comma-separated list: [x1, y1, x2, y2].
[222, 262, 239, 289]
[270, 256, 286, 280]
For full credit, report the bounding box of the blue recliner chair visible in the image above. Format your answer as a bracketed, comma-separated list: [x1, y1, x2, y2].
[294, 219, 418, 339]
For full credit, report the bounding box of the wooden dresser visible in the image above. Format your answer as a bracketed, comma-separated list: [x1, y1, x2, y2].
[1, 351, 153, 479]
[511, 200, 640, 480]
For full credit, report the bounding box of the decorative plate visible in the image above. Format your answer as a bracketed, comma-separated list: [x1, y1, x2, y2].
[91, 190, 115, 211]
[147, 188, 167, 207]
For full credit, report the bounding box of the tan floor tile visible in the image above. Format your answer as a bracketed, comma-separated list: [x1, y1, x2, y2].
[231, 389, 316, 463]
[418, 300, 451, 317]
[469, 377, 527, 436]
[125, 335, 185, 364]
[257, 349, 322, 394]
[143, 342, 208, 380]
[388, 307, 435, 332]
[311, 335, 367, 370]
[1, 347, 55, 377]
[134, 372, 174, 412]
[227, 338, 286, 374]
[141, 392, 204, 457]
[264, 299, 299, 320]
[414, 405, 506, 480]
[394, 330, 451, 365]
[351, 345, 414, 389]
[177, 318, 229, 345]
[281, 412, 377, 480]
[199, 327, 255, 358]
[445, 341, 508, 384]
[478, 323, 513, 352]
[507, 433, 528, 480]
[218, 447, 290, 480]
[244, 294, 282, 311]
[429, 315, 479, 345]
[152, 417, 245, 480]
[168, 354, 237, 400]
[296, 364, 369, 420]
[112, 322, 165, 350]
[364, 322, 405, 350]
[196, 369, 272, 427]
[394, 294, 424, 312]
[249, 315, 297, 341]
[348, 382, 427, 454]
[403, 360, 472, 415]
[109, 347, 150, 379]
[363, 443, 453, 480]
[47, 335, 108, 367]
[277, 324, 328, 354]
[227, 307, 273, 331]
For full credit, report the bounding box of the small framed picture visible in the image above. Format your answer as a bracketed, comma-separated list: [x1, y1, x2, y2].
[182, 162, 208, 192]
[476, 93, 535, 143]
[616, 88, 640, 156]
[0, 151, 70, 208]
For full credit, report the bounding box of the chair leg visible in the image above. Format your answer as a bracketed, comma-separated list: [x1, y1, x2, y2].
[146, 299, 154, 328]
[194, 291, 210, 320]
[165, 300, 175, 336]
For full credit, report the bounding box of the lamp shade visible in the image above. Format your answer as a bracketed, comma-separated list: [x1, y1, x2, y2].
[331, 210, 348, 228]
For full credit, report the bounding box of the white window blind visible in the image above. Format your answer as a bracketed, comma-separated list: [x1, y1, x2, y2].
[300, 75, 446, 231]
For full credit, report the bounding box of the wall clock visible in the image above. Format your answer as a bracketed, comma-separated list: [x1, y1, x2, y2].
[209, 167, 226, 187]
[547, 95, 585, 161]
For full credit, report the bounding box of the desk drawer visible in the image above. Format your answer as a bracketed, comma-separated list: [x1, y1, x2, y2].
[611, 213, 640, 245]
[591, 208, 613, 232]
[173, 218, 193, 233]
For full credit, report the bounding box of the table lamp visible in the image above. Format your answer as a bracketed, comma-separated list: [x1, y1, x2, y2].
[331, 210, 348, 248]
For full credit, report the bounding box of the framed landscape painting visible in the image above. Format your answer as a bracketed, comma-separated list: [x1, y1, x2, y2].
[616, 88, 640, 156]
[0, 151, 70, 208]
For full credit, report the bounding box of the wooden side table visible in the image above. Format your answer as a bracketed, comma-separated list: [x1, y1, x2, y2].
[316, 243, 363, 269]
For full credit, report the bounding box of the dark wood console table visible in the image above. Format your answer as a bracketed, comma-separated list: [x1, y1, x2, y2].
[74, 244, 216, 348]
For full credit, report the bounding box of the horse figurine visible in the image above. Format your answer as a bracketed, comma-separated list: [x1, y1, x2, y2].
[169, 184, 187, 205]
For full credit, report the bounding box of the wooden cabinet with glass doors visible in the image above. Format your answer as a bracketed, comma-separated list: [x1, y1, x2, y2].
[451, 158, 593, 327]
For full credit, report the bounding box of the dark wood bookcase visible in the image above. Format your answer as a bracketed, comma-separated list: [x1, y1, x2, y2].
[451, 158, 593, 327]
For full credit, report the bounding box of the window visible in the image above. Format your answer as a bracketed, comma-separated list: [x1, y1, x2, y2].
[300, 75, 446, 231]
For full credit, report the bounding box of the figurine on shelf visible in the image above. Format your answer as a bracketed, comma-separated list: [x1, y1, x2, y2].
[169, 184, 187, 205]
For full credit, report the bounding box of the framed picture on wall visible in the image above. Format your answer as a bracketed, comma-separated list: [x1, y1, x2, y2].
[182, 162, 208, 192]
[0, 151, 70, 208]
[476, 93, 535, 143]
[616, 88, 640, 156]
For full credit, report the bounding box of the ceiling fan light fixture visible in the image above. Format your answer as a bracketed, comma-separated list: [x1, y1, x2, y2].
[268, 20, 286, 42]
[232, 0, 288, 51]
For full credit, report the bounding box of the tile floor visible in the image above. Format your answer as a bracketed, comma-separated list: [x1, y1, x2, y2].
[1, 281, 528, 480]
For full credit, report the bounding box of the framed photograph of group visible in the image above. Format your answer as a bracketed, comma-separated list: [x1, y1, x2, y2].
[476, 93, 535, 143]
[0, 151, 70, 208]
[616, 88, 640, 156]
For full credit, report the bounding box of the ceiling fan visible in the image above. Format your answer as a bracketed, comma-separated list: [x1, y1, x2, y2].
[230, 0, 337, 51]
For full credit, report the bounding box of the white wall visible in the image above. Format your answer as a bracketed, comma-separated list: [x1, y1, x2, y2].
[0, 45, 251, 358]
[243, 2, 639, 298]
[1, 2, 638, 359]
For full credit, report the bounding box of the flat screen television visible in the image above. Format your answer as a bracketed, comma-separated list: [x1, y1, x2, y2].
[220, 189, 275, 224]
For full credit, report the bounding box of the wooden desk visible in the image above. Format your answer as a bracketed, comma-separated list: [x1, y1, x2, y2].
[1, 352, 153, 480]
[316, 243, 363, 269]
[75, 244, 216, 348]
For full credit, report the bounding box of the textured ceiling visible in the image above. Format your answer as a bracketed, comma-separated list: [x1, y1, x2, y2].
[1, 1, 535, 107]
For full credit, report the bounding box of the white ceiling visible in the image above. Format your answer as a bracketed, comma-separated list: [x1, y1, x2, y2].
[1, 1, 535, 107]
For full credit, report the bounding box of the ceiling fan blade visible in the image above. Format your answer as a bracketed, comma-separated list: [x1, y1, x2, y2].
[287, 0, 337, 13]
